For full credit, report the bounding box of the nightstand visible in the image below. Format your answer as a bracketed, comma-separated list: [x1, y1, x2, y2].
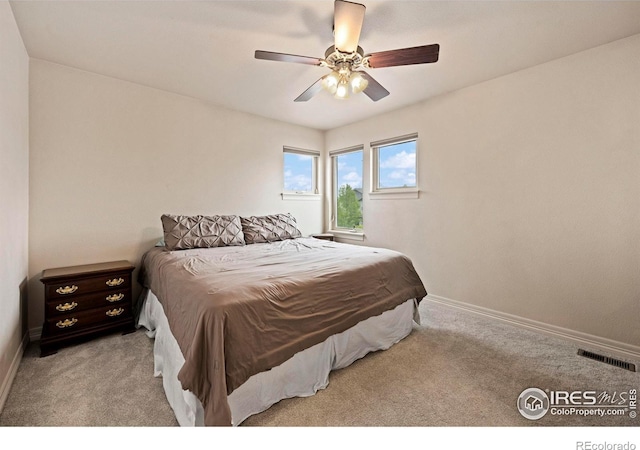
[311, 233, 335, 242]
[40, 260, 135, 357]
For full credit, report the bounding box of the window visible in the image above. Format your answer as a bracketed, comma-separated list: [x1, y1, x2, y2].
[330, 146, 364, 232]
[371, 133, 419, 198]
[283, 147, 319, 197]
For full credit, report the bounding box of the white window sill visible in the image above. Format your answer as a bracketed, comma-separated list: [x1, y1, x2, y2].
[369, 188, 419, 200]
[329, 229, 365, 241]
[281, 193, 321, 201]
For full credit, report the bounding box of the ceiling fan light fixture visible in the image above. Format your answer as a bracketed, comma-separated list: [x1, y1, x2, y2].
[335, 81, 350, 99]
[349, 71, 368, 94]
[322, 71, 340, 94]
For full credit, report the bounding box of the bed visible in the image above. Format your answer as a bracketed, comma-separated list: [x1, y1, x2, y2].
[136, 213, 427, 426]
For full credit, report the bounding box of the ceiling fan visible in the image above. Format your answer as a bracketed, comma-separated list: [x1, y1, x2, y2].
[254, 0, 440, 102]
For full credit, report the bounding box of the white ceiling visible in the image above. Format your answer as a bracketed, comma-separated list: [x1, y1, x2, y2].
[10, 0, 640, 130]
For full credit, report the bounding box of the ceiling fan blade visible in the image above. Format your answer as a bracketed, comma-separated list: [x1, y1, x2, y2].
[255, 50, 322, 66]
[361, 72, 389, 102]
[333, 0, 366, 53]
[294, 76, 326, 102]
[367, 44, 440, 68]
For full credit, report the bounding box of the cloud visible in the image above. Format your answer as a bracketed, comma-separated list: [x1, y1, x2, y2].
[380, 150, 415, 170]
[284, 174, 312, 191]
[340, 171, 362, 188]
[388, 170, 415, 180]
[381, 170, 415, 188]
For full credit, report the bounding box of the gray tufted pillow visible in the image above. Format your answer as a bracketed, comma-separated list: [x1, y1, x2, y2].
[161, 214, 245, 250]
[240, 213, 302, 244]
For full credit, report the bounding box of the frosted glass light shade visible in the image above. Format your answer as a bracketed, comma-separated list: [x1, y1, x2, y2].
[322, 71, 340, 94]
[335, 82, 349, 99]
[349, 72, 368, 94]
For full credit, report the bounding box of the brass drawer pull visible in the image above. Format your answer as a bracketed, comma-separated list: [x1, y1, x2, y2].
[56, 285, 78, 295]
[106, 308, 124, 317]
[106, 293, 125, 302]
[56, 318, 78, 328]
[56, 302, 78, 312]
[106, 278, 124, 287]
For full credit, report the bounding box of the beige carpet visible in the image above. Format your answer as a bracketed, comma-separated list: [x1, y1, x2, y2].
[1, 299, 638, 428]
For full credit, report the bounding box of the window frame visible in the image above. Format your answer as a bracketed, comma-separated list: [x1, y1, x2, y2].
[370, 133, 419, 199]
[329, 145, 365, 239]
[282, 146, 320, 200]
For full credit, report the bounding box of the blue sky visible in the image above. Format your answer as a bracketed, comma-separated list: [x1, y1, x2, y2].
[284, 141, 416, 192]
[336, 151, 363, 190]
[378, 141, 416, 189]
[283, 153, 314, 192]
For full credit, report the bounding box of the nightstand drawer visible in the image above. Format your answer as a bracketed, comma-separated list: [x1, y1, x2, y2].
[45, 289, 131, 316]
[40, 260, 135, 356]
[45, 273, 132, 299]
[43, 304, 132, 336]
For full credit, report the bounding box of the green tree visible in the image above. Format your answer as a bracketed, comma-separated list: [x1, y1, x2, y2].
[337, 184, 362, 229]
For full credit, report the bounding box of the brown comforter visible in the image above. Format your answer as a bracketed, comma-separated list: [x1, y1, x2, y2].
[139, 237, 427, 426]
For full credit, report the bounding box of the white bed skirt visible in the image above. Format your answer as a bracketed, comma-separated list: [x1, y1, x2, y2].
[137, 290, 420, 426]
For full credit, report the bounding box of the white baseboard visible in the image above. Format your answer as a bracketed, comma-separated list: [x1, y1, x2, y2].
[426, 294, 640, 361]
[0, 332, 29, 414]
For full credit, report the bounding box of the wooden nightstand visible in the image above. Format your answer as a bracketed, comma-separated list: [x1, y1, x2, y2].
[311, 233, 335, 242]
[40, 260, 135, 357]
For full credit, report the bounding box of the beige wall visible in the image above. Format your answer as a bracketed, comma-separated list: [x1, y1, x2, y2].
[0, 1, 29, 410]
[28, 60, 324, 332]
[326, 34, 640, 350]
[20, 25, 640, 355]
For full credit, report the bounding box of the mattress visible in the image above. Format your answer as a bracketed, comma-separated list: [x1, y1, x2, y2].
[138, 289, 419, 426]
[138, 237, 427, 425]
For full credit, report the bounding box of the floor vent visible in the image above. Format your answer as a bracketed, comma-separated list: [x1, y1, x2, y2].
[578, 349, 637, 372]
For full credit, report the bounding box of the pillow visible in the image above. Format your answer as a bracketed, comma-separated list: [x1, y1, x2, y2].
[161, 214, 245, 250]
[241, 213, 302, 244]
